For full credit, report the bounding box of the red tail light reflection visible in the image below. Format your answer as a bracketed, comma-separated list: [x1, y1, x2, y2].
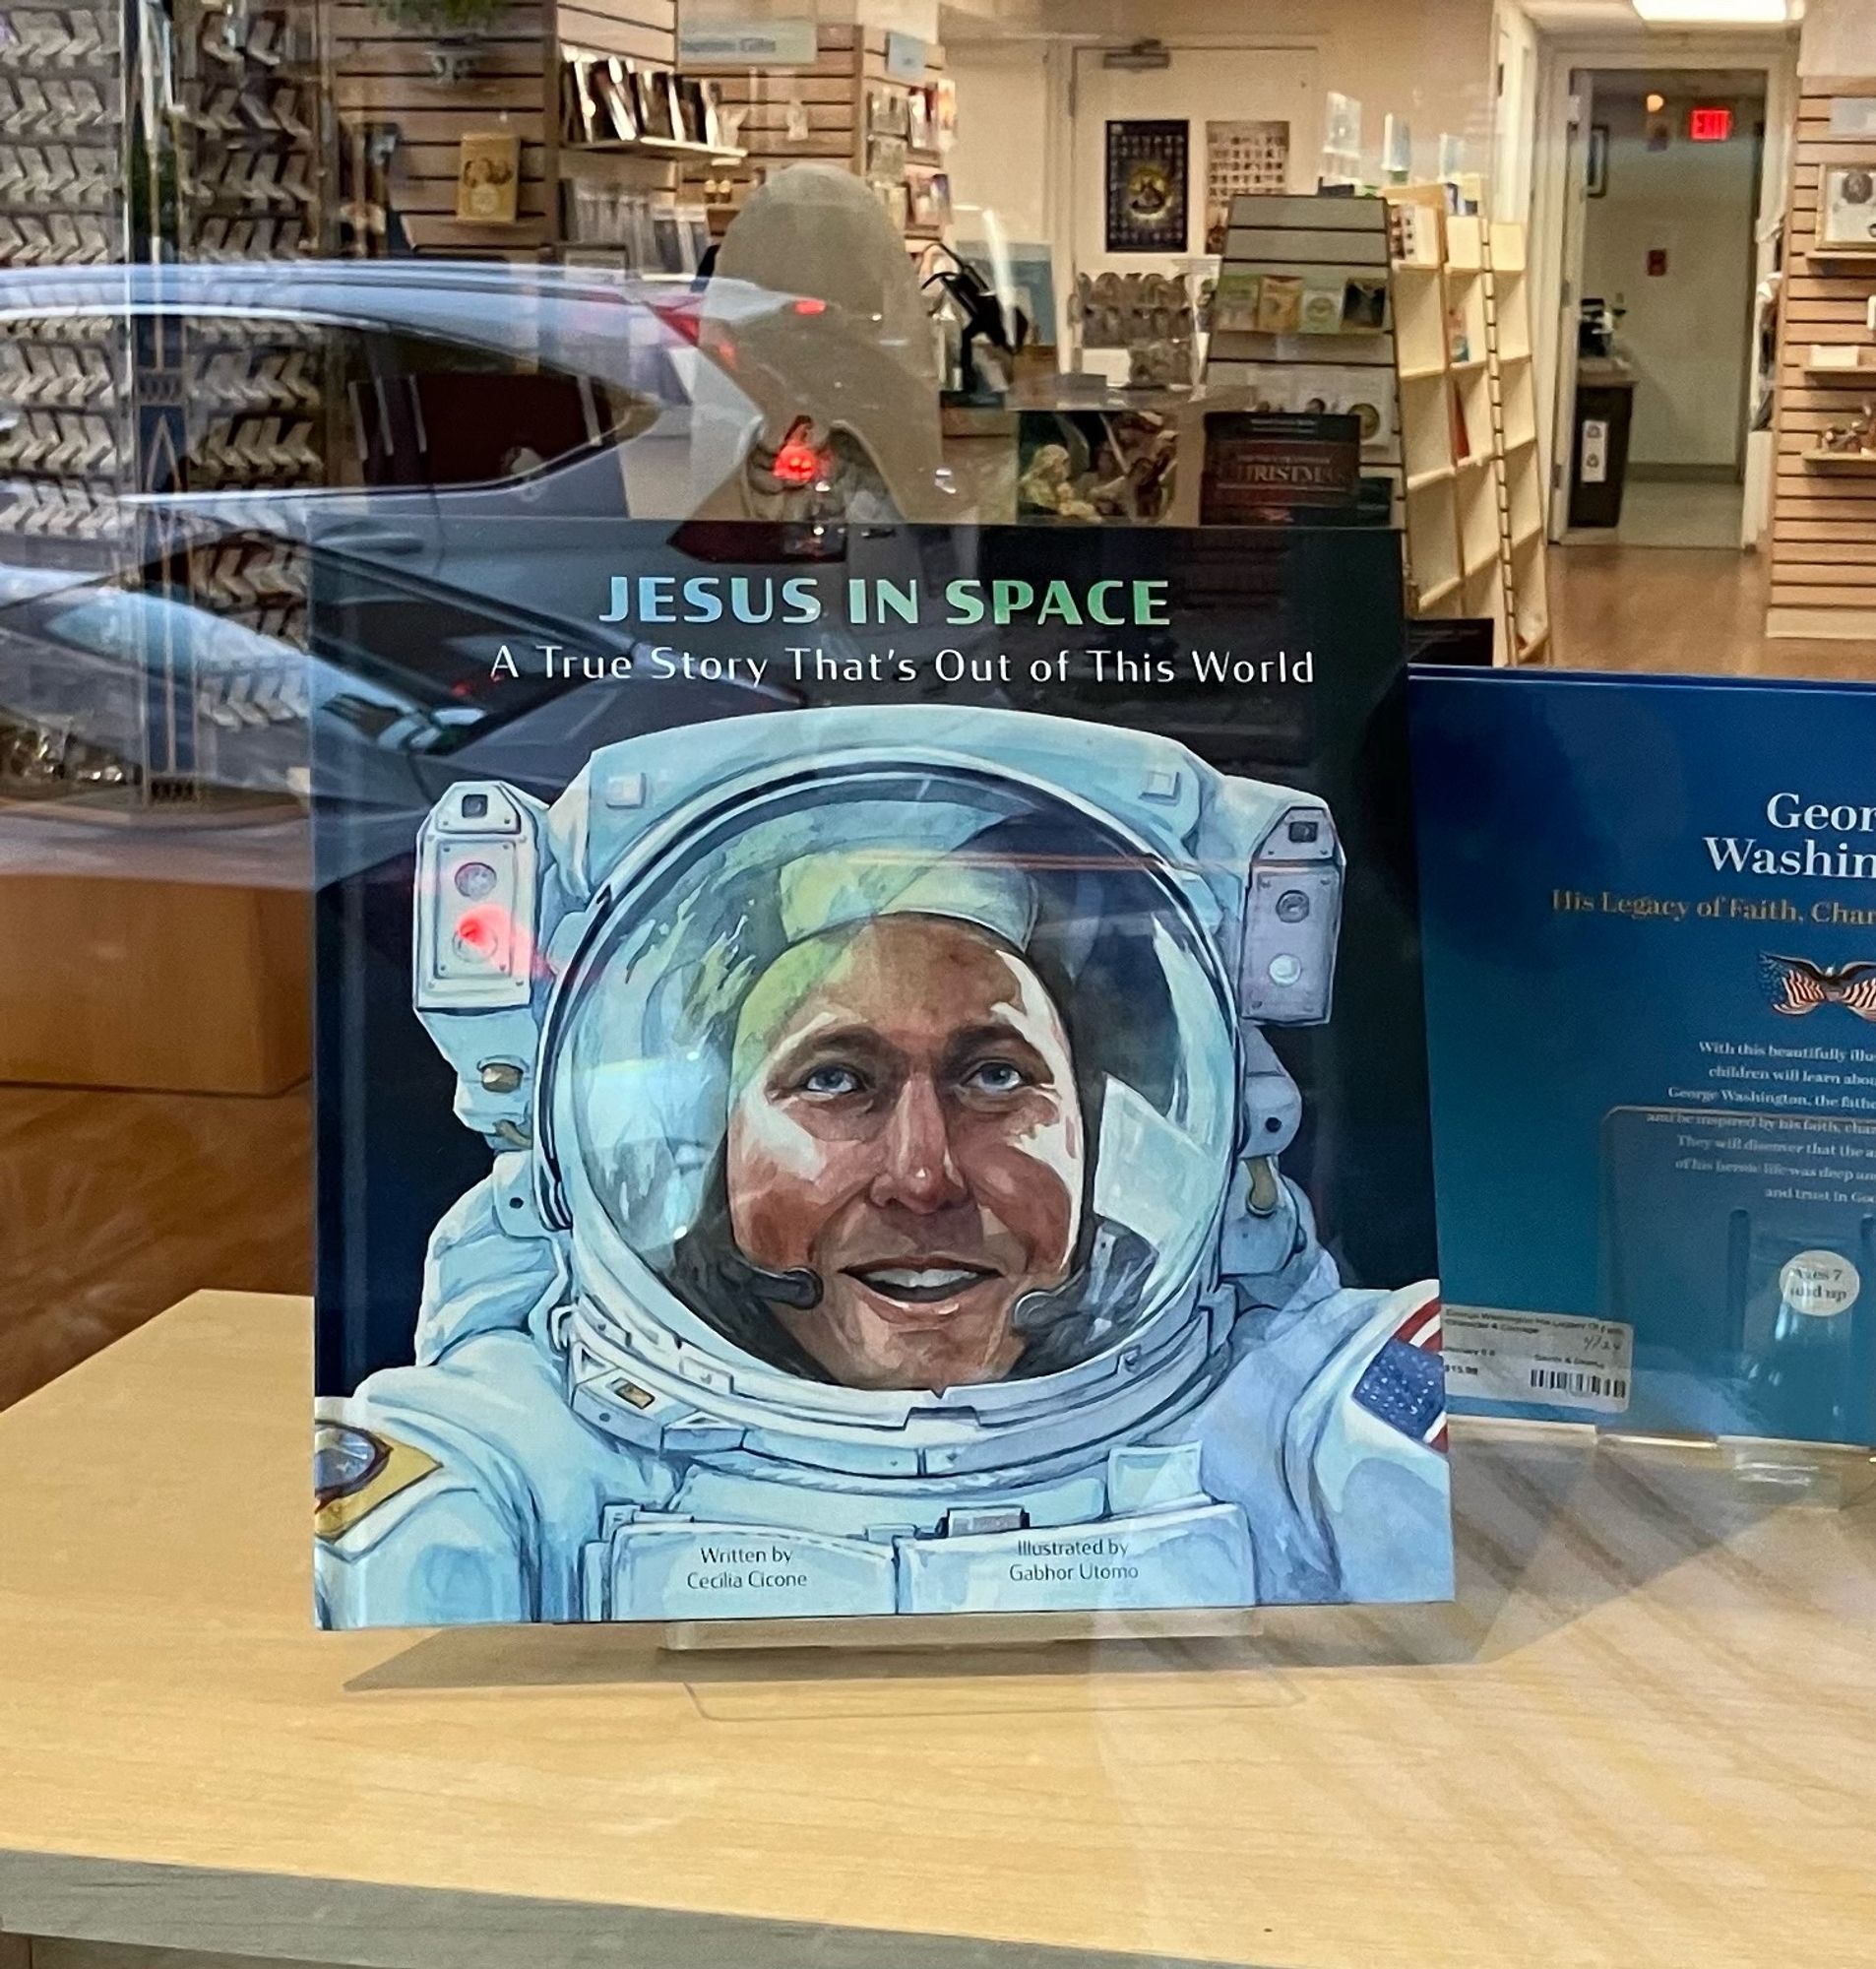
[772, 420, 829, 487]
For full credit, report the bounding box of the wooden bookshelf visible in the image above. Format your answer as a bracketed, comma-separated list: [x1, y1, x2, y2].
[1443, 214, 1509, 645]
[1385, 198, 1508, 640]
[1483, 220, 1550, 664]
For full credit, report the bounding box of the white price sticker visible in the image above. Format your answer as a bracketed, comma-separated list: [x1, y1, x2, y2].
[1444, 1307, 1633, 1415]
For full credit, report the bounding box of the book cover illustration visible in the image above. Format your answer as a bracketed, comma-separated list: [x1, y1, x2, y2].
[312, 525, 1449, 1626]
[1200, 413, 1362, 526]
[1413, 667, 1876, 1447]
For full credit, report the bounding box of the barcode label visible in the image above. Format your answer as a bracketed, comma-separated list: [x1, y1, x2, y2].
[1529, 1367, 1630, 1402]
[1444, 1307, 1634, 1416]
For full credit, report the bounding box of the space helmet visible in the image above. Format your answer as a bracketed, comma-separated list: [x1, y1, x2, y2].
[413, 706, 1343, 1481]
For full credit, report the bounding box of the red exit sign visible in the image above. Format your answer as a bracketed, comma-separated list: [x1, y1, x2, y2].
[1689, 106, 1733, 142]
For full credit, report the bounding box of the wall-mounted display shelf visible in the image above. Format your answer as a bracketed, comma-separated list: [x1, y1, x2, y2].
[1767, 76, 1876, 642]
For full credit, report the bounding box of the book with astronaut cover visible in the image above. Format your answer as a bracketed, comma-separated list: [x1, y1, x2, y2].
[1414, 667, 1876, 1448]
[310, 521, 1451, 1627]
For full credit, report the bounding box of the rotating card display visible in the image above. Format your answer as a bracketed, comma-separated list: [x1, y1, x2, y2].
[0, 4, 128, 562]
[0, 0, 325, 807]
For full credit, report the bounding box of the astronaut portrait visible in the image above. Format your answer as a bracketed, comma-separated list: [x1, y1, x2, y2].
[720, 905, 1084, 1392]
[313, 702, 1453, 1628]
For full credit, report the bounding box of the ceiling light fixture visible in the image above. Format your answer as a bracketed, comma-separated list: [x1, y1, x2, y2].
[1631, 0, 1791, 23]
[1646, 91, 1666, 111]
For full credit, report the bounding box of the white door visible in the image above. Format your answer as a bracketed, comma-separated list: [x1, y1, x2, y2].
[1547, 72, 1592, 540]
[1070, 43, 1318, 284]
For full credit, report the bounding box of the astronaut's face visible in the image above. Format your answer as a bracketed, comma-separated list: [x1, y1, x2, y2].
[726, 915, 1084, 1391]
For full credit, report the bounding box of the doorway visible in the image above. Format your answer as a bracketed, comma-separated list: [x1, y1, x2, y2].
[1560, 69, 1768, 552]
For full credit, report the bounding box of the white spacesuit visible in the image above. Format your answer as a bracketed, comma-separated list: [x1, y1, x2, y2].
[313, 706, 1450, 1627]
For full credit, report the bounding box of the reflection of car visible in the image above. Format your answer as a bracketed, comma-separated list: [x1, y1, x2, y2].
[0, 261, 957, 816]
[0, 544, 800, 858]
[0, 260, 955, 528]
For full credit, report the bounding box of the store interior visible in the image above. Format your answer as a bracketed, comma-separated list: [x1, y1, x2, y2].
[2, 0, 1874, 1409]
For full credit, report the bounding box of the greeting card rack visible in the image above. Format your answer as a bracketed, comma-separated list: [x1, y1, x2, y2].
[139, 0, 329, 800]
[0, 3, 129, 575]
[1202, 194, 1415, 580]
[0, 0, 329, 810]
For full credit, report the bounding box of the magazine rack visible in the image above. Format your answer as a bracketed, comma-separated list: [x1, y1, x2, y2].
[2, 1290, 1873, 1969]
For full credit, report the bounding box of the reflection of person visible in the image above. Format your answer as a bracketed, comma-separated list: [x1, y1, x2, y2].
[726, 912, 1083, 1391]
[313, 707, 1450, 1628]
[688, 164, 952, 522]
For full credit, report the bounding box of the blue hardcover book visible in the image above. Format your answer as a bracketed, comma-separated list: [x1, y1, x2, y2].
[310, 521, 1453, 1627]
[1413, 667, 1876, 1447]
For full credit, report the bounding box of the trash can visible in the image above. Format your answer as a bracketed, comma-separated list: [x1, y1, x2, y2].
[1569, 365, 1636, 529]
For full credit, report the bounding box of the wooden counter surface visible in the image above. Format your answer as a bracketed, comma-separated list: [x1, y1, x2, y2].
[3, 1292, 1876, 1969]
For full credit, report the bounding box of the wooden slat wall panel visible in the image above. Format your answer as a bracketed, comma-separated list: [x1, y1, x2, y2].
[332, 0, 552, 257]
[678, 23, 861, 230]
[332, 0, 676, 260]
[1766, 78, 1876, 640]
[678, 26, 945, 247]
[555, 10, 670, 63]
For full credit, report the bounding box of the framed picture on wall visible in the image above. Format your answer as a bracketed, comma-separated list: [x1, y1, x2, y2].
[1204, 119, 1288, 252]
[1820, 164, 1876, 247]
[633, 65, 677, 142]
[598, 59, 639, 143]
[456, 130, 519, 223]
[1105, 119, 1188, 253]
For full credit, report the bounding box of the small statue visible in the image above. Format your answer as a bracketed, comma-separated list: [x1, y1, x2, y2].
[1821, 401, 1876, 455]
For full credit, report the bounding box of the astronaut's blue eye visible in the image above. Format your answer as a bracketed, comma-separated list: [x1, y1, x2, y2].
[798, 1063, 865, 1097]
[963, 1059, 1028, 1095]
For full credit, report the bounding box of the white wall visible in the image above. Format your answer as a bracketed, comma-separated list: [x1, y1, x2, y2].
[679, 0, 947, 32]
[1580, 86, 1762, 472]
[1490, 0, 1539, 222]
[942, 0, 1502, 354]
[1799, 0, 1876, 75]
[1031, 0, 1501, 182]
[946, 42, 1052, 240]
[1067, 40, 1319, 276]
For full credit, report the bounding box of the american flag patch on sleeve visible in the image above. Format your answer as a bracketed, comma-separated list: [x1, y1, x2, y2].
[1351, 1299, 1447, 1452]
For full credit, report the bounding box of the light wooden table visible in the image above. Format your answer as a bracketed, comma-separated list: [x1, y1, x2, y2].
[3, 1293, 1875, 1969]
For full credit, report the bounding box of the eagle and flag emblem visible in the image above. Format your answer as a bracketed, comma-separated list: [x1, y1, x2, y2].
[1761, 954, 1876, 1021]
